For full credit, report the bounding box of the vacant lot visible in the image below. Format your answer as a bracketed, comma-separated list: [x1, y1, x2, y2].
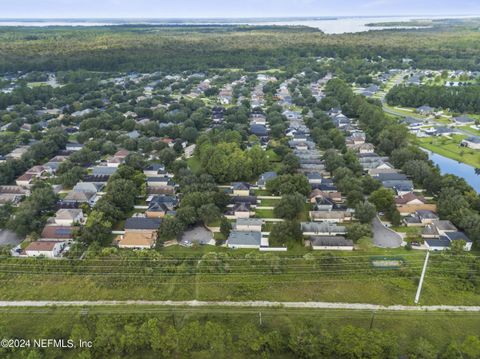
[0, 251, 478, 306]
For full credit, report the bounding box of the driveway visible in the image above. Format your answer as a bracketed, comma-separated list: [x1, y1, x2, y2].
[180, 225, 214, 246]
[0, 230, 21, 246]
[372, 217, 402, 248]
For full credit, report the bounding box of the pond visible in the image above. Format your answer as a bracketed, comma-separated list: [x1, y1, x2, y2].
[426, 150, 480, 193]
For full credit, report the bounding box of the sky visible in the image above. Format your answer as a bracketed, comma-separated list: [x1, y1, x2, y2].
[1, 0, 479, 19]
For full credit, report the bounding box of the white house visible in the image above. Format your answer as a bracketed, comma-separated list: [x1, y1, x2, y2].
[25, 241, 66, 258]
[310, 236, 354, 251]
[461, 136, 480, 150]
[54, 209, 84, 226]
[235, 218, 263, 232]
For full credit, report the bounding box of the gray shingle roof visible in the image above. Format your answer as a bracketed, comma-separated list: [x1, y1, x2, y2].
[125, 217, 162, 230]
[228, 231, 261, 246]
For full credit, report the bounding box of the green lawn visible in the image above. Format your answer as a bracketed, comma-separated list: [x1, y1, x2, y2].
[415, 135, 480, 168]
[255, 208, 275, 218]
[459, 125, 480, 136]
[258, 198, 281, 206]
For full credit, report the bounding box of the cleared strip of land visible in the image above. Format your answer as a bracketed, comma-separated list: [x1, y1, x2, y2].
[0, 300, 479, 312]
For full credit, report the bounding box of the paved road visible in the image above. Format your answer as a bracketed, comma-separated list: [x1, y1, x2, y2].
[372, 217, 402, 248]
[0, 230, 21, 246]
[0, 300, 478, 312]
[382, 106, 473, 137]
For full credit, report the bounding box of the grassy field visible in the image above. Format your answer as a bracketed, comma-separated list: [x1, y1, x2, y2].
[255, 208, 275, 218]
[0, 251, 479, 306]
[415, 135, 480, 167]
[459, 125, 480, 136]
[257, 198, 281, 207]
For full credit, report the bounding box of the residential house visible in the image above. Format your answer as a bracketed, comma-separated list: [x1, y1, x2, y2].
[395, 193, 436, 215]
[232, 196, 258, 207]
[63, 190, 97, 206]
[225, 202, 252, 219]
[416, 105, 434, 115]
[308, 189, 342, 204]
[227, 231, 262, 249]
[117, 217, 162, 249]
[250, 124, 268, 137]
[66, 143, 84, 152]
[91, 166, 117, 177]
[453, 116, 475, 126]
[25, 241, 66, 258]
[309, 211, 348, 223]
[422, 220, 457, 239]
[461, 136, 480, 150]
[73, 182, 104, 194]
[145, 195, 177, 218]
[309, 236, 354, 251]
[231, 182, 251, 196]
[404, 210, 439, 226]
[425, 231, 473, 251]
[256, 172, 277, 189]
[147, 177, 176, 194]
[143, 163, 166, 177]
[235, 218, 263, 232]
[301, 222, 346, 236]
[307, 172, 323, 185]
[15, 173, 37, 188]
[41, 225, 77, 241]
[54, 209, 84, 226]
[0, 185, 29, 205]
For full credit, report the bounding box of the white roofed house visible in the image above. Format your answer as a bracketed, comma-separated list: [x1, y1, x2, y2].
[309, 236, 354, 251]
[0, 186, 29, 205]
[63, 190, 97, 207]
[301, 222, 346, 236]
[461, 136, 480, 150]
[54, 208, 84, 226]
[235, 218, 263, 232]
[24, 241, 66, 258]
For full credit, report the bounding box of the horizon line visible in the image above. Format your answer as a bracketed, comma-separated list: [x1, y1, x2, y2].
[0, 14, 478, 20]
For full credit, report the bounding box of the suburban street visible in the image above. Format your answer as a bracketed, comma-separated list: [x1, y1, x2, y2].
[382, 105, 473, 137]
[0, 300, 479, 312]
[0, 230, 21, 246]
[372, 216, 403, 248]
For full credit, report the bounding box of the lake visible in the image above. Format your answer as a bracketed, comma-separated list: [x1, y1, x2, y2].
[0, 16, 466, 34]
[426, 150, 480, 193]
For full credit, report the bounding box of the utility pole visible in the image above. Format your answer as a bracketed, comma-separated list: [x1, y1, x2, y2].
[415, 251, 430, 304]
[369, 311, 376, 329]
[259, 312, 262, 326]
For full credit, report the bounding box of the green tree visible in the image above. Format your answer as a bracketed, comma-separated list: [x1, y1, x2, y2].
[346, 223, 372, 242]
[269, 221, 303, 246]
[274, 193, 305, 220]
[355, 201, 377, 224]
[81, 210, 112, 245]
[158, 217, 184, 242]
[369, 188, 395, 213]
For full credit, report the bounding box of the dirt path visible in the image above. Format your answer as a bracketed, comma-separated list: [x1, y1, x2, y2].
[0, 300, 479, 312]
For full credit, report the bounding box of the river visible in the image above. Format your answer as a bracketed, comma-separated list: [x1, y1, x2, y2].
[426, 151, 480, 193]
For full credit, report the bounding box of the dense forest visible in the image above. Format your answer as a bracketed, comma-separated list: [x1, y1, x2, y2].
[1, 23, 480, 73]
[386, 85, 480, 114]
[1, 310, 480, 359]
